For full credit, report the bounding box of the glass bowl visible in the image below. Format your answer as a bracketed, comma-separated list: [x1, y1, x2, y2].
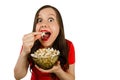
[31, 48, 60, 70]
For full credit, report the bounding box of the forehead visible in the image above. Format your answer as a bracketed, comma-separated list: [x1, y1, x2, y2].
[38, 8, 56, 16]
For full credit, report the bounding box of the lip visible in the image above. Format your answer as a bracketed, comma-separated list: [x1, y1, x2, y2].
[40, 30, 49, 32]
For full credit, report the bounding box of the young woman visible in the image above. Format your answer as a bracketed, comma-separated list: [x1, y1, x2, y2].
[14, 5, 75, 80]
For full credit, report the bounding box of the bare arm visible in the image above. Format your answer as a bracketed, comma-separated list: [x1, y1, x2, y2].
[14, 32, 41, 80]
[14, 51, 29, 80]
[55, 64, 75, 80]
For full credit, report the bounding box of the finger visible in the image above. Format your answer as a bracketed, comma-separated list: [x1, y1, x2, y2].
[35, 65, 51, 73]
[32, 32, 42, 36]
[54, 61, 60, 66]
[24, 32, 41, 39]
[23, 41, 34, 47]
[23, 33, 33, 42]
[23, 41, 34, 51]
[34, 35, 41, 41]
[23, 32, 42, 41]
[23, 36, 34, 43]
[57, 61, 60, 64]
[22, 41, 34, 53]
[32, 32, 42, 41]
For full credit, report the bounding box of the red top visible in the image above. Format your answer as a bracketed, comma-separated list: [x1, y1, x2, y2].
[21, 40, 75, 80]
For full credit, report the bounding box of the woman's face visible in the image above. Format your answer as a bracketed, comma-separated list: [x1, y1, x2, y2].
[35, 8, 59, 48]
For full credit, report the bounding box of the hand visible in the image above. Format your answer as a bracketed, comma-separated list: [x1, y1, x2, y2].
[35, 61, 62, 74]
[22, 32, 42, 55]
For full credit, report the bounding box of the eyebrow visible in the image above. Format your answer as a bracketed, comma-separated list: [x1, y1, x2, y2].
[37, 13, 56, 18]
[49, 14, 56, 17]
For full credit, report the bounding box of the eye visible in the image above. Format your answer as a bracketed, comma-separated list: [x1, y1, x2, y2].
[48, 17, 54, 22]
[37, 18, 42, 23]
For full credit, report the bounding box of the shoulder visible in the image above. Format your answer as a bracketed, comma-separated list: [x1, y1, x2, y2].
[66, 39, 72, 44]
[66, 39, 74, 47]
[66, 39, 75, 52]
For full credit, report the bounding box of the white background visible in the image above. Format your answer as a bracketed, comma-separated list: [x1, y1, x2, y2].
[0, 0, 120, 80]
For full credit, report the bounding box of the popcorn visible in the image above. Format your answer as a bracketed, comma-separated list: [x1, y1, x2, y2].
[41, 32, 45, 37]
[31, 48, 60, 70]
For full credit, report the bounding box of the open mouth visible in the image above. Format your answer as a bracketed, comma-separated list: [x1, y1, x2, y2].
[41, 31, 51, 41]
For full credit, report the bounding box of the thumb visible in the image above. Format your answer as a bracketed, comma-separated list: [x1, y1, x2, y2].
[34, 32, 42, 41]
[55, 61, 60, 66]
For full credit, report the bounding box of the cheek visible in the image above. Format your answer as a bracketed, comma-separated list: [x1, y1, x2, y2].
[52, 26, 59, 35]
[35, 24, 40, 32]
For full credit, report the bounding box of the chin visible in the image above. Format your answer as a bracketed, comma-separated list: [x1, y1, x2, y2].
[41, 43, 52, 48]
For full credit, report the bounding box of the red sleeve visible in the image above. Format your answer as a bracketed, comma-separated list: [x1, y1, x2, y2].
[67, 40, 75, 64]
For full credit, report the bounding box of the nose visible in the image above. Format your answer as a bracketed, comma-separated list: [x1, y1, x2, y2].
[39, 25, 47, 32]
[40, 25, 47, 28]
[40, 22, 48, 28]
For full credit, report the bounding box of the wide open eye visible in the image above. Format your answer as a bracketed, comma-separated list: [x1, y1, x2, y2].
[48, 17, 54, 22]
[37, 18, 42, 23]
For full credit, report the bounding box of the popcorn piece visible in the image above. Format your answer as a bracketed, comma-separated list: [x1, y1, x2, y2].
[31, 48, 60, 58]
[41, 32, 45, 37]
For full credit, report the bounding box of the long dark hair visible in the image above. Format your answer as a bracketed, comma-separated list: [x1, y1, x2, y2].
[28, 5, 69, 79]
